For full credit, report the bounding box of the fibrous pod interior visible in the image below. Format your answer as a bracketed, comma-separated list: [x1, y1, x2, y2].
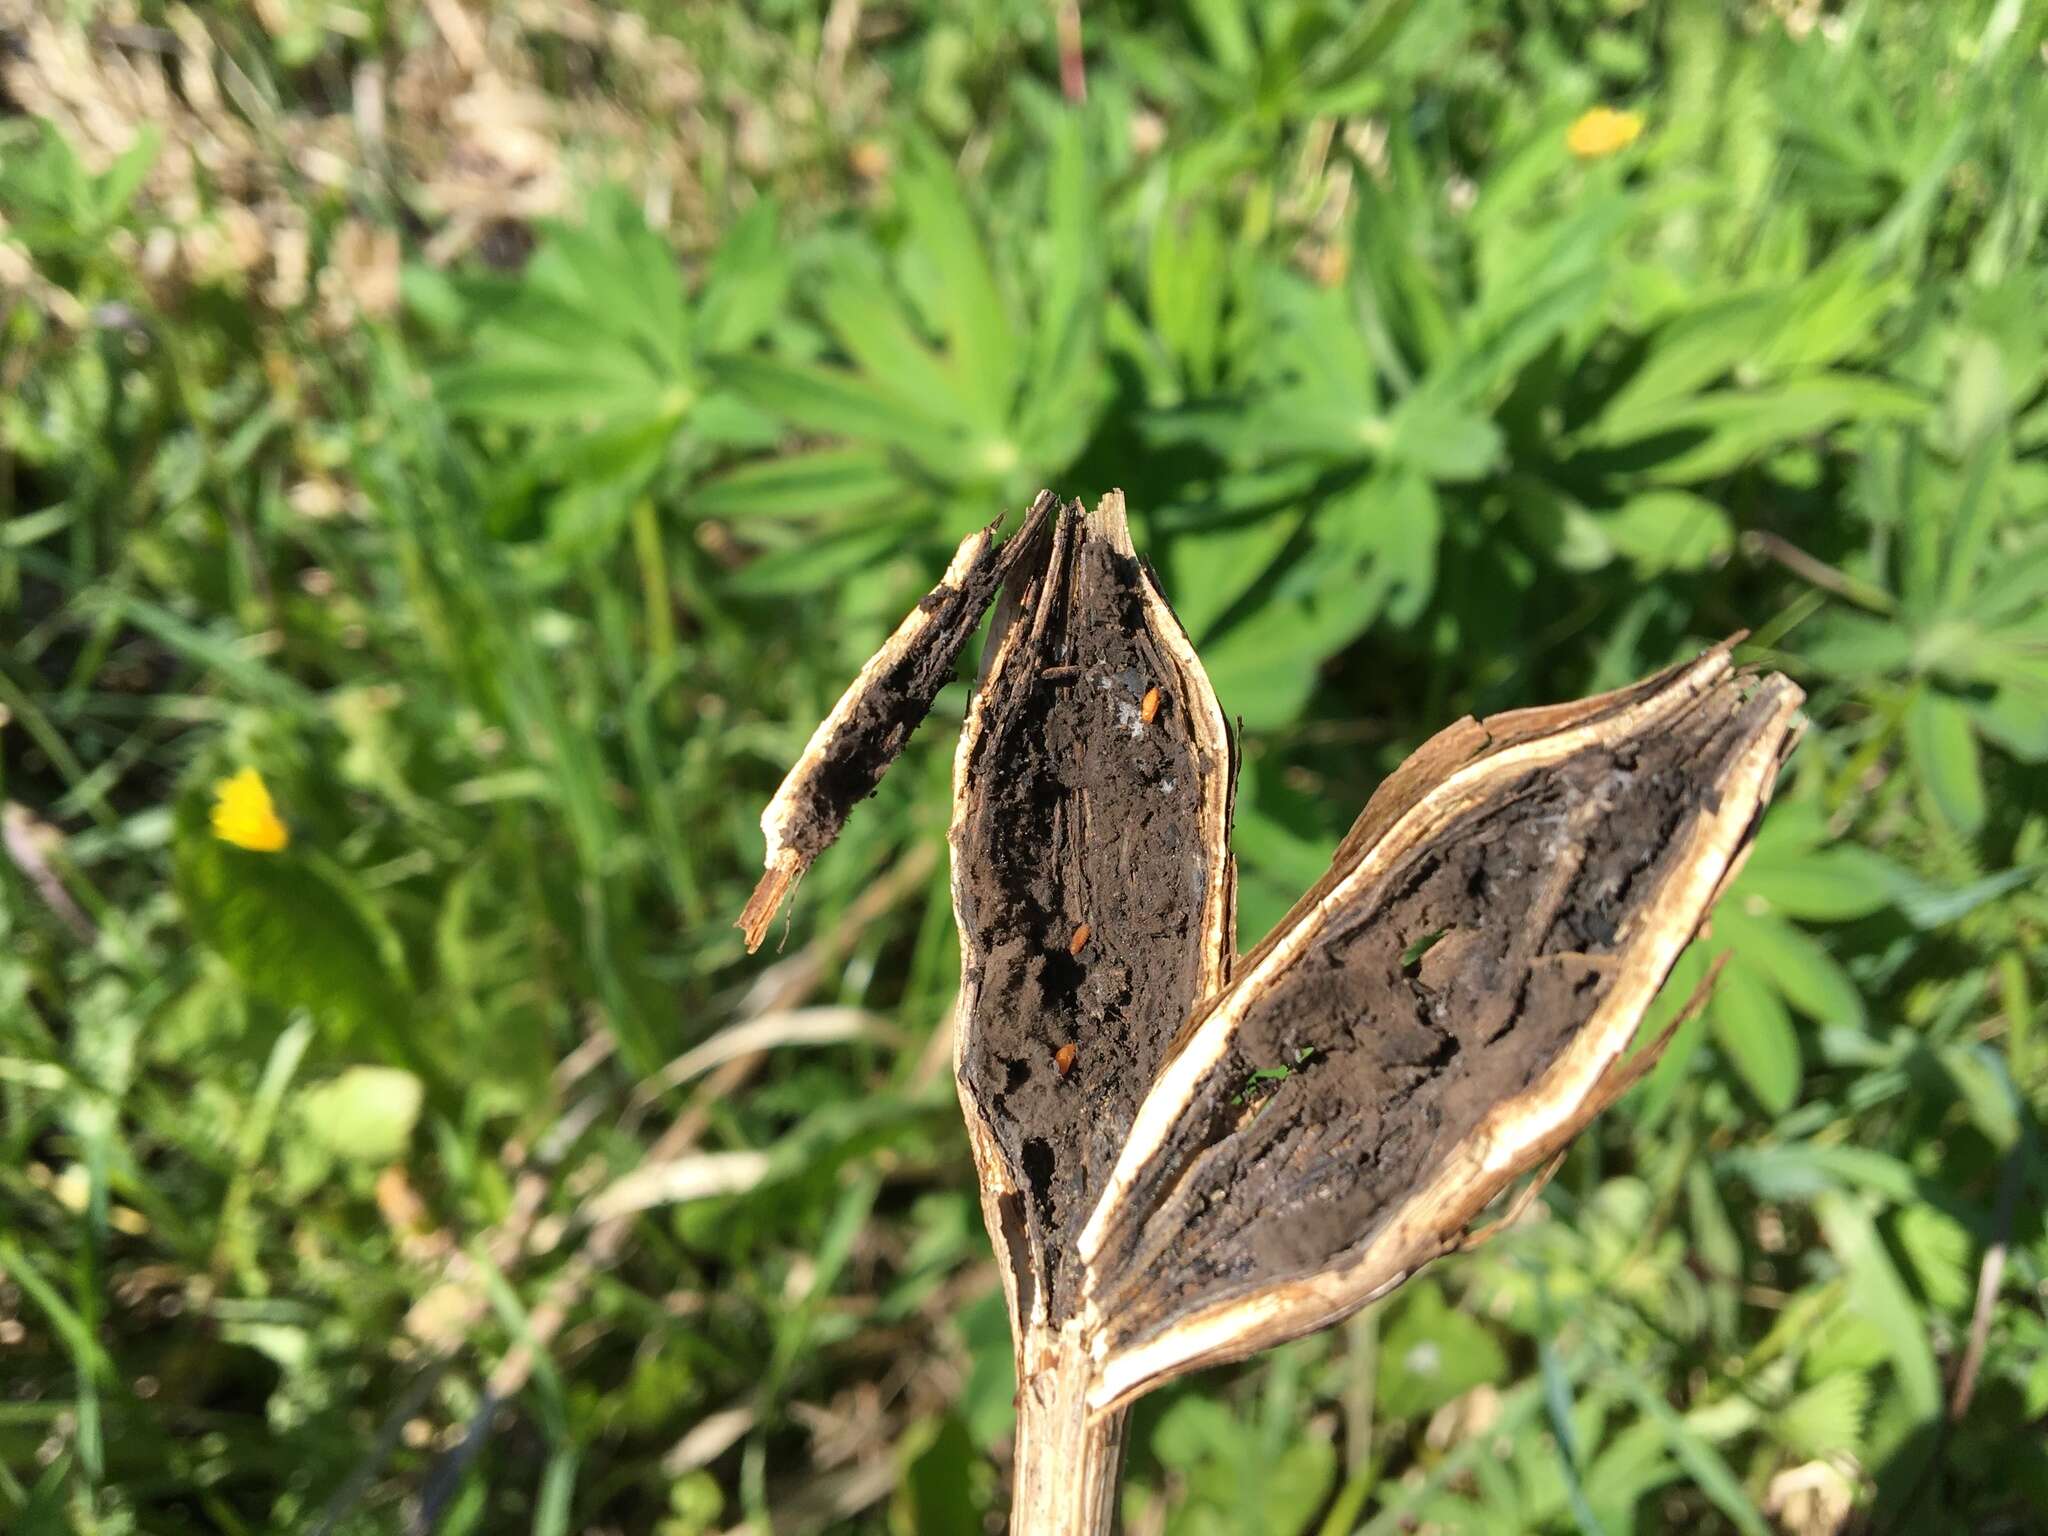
[1078, 649, 1805, 1409]
[950, 493, 1235, 1328]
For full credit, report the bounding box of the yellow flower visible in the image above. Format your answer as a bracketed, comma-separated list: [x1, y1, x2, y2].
[211, 767, 289, 852]
[1567, 106, 1644, 160]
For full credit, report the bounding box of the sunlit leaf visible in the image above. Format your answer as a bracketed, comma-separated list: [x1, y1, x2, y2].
[1772, 1370, 1870, 1459]
[1378, 1280, 1510, 1421]
[1709, 958, 1803, 1114]
[1814, 1192, 1942, 1419]
[297, 1066, 424, 1164]
[1905, 688, 1987, 836]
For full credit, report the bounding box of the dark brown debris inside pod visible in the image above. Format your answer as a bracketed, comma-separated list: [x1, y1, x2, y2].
[1085, 671, 1793, 1355]
[738, 492, 1058, 951]
[953, 499, 1232, 1322]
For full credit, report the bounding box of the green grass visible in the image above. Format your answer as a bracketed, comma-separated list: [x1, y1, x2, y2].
[4, 1, 2048, 1531]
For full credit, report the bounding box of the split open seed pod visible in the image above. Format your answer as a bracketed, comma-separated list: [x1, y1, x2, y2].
[740, 491, 1806, 1536]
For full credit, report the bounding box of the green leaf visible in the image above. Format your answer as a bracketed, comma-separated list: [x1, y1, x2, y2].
[1799, 612, 1917, 678]
[1722, 1143, 1920, 1204]
[1150, 1388, 1339, 1536]
[958, 1289, 1017, 1450]
[1965, 534, 2048, 627]
[1445, 266, 1607, 404]
[1939, 1042, 2021, 1150]
[1199, 475, 1435, 726]
[95, 126, 161, 227]
[1538, 1339, 1608, 1536]
[1029, 111, 1103, 407]
[711, 356, 983, 479]
[297, 1067, 424, 1163]
[1945, 331, 2010, 449]
[1329, 469, 1441, 626]
[696, 198, 789, 352]
[535, 1448, 579, 1536]
[1185, 0, 1255, 73]
[1595, 491, 1734, 573]
[1261, 276, 1375, 414]
[1611, 1369, 1772, 1536]
[1709, 959, 1803, 1114]
[1378, 1280, 1509, 1420]
[1149, 1395, 1237, 1470]
[1773, 1371, 1870, 1459]
[1739, 843, 1900, 921]
[1905, 688, 1987, 836]
[1599, 291, 1788, 435]
[435, 360, 669, 428]
[1814, 1192, 1942, 1420]
[173, 792, 410, 1048]
[1761, 256, 1905, 375]
[897, 137, 1017, 431]
[1197, 597, 1329, 729]
[1593, 375, 1926, 482]
[814, 272, 983, 430]
[529, 190, 689, 370]
[1166, 508, 1301, 642]
[1937, 439, 2002, 617]
[1686, 1161, 1743, 1282]
[1878, 861, 2047, 930]
[1582, 1419, 1677, 1536]
[728, 524, 910, 596]
[1386, 390, 1503, 481]
[1974, 681, 2048, 762]
[0, 1235, 114, 1382]
[1302, 0, 1425, 111]
[1894, 1203, 1974, 1313]
[1804, 1311, 1895, 1380]
[1255, 1438, 1340, 1536]
[1711, 906, 1864, 1027]
[693, 448, 904, 521]
[2029, 1347, 2048, 1421]
[1507, 478, 1615, 572]
[1147, 200, 1228, 393]
[891, 1415, 984, 1536]
[1633, 946, 1714, 1127]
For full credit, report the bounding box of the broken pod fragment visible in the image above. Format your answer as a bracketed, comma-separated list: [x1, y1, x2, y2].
[738, 490, 1060, 953]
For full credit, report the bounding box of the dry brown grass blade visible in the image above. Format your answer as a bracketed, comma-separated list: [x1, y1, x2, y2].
[385, 844, 942, 1535]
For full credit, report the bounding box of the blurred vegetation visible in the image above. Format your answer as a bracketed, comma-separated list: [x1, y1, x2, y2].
[4, 1, 2048, 1532]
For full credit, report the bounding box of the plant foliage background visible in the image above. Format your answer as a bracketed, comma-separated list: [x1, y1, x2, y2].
[4, 1, 2047, 1532]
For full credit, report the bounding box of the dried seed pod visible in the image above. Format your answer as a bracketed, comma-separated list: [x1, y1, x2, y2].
[1075, 644, 1804, 1413]
[739, 489, 1805, 1536]
[949, 492, 1237, 1532]
[950, 493, 1237, 1325]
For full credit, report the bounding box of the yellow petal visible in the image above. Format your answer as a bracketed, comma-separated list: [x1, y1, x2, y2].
[210, 767, 290, 852]
[1567, 106, 1644, 160]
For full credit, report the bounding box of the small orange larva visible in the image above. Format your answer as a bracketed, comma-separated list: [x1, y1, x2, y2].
[1054, 1043, 1078, 1076]
[1068, 922, 1092, 956]
[1140, 686, 1162, 725]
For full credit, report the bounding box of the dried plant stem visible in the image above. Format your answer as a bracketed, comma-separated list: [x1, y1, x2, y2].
[1011, 1323, 1123, 1536]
